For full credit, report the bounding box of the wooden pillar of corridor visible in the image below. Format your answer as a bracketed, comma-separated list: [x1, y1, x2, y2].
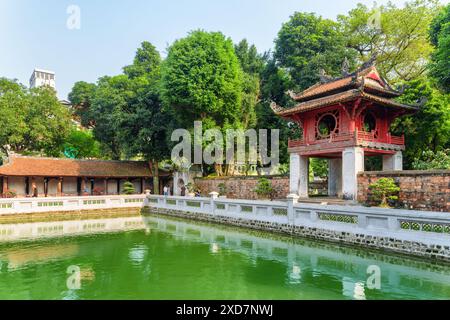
[80, 178, 86, 196]
[1, 177, 6, 194]
[57, 177, 63, 196]
[104, 179, 108, 195]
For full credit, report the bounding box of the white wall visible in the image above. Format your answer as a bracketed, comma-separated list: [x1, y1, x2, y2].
[63, 178, 77, 195]
[8, 177, 26, 196]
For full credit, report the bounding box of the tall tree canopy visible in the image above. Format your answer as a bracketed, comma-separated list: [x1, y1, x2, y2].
[123, 41, 162, 79]
[119, 42, 171, 193]
[234, 39, 264, 129]
[274, 12, 356, 90]
[68, 81, 96, 128]
[89, 75, 132, 160]
[429, 4, 450, 92]
[62, 128, 101, 159]
[338, 0, 440, 82]
[0, 78, 71, 158]
[391, 78, 450, 168]
[161, 30, 243, 129]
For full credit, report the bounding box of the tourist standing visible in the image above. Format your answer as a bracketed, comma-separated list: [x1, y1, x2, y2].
[32, 182, 38, 198]
[163, 185, 169, 196]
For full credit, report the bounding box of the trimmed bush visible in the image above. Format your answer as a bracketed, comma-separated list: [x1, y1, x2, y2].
[122, 181, 135, 195]
[368, 178, 400, 208]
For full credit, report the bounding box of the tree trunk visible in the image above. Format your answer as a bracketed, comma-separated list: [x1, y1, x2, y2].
[214, 164, 223, 176]
[152, 160, 160, 195]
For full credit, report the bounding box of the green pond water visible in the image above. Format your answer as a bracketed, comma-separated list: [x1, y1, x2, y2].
[0, 213, 449, 300]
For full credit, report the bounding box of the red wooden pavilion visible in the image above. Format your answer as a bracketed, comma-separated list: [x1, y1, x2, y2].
[271, 64, 418, 200]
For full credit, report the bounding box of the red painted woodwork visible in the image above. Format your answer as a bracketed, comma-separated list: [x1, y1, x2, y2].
[287, 100, 405, 156]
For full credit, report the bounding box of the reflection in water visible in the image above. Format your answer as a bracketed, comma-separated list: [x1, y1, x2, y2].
[0, 214, 448, 300]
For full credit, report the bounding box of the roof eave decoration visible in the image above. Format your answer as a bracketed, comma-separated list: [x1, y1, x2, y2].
[270, 101, 285, 114]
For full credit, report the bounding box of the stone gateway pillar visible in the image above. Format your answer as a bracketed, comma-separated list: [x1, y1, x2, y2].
[342, 147, 364, 200]
[289, 153, 300, 195]
[328, 158, 342, 197]
[289, 153, 309, 198]
[383, 151, 403, 171]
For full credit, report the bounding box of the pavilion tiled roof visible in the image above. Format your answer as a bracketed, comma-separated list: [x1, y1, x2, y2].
[0, 156, 163, 178]
[289, 66, 400, 102]
[273, 66, 418, 117]
[273, 89, 418, 117]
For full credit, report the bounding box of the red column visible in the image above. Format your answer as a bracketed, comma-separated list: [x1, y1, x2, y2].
[81, 178, 86, 195]
[2, 177, 7, 194]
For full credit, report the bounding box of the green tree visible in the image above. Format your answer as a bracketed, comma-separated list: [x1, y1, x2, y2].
[123, 41, 162, 79]
[234, 39, 265, 75]
[256, 56, 298, 166]
[62, 128, 101, 159]
[68, 81, 97, 128]
[0, 78, 28, 156]
[275, 12, 356, 90]
[391, 78, 450, 168]
[412, 149, 450, 169]
[429, 4, 450, 92]
[338, 0, 440, 82]
[24, 86, 72, 156]
[161, 30, 243, 129]
[0, 78, 71, 157]
[234, 39, 264, 129]
[90, 75, 132, 160]
[118, 42, 172, 194]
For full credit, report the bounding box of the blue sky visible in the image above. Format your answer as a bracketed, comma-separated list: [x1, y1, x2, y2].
[0, 0, 447, 99]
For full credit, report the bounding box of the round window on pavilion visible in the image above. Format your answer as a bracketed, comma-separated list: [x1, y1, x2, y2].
[317, 113, 338, 138]
[363, 112, 377, 132]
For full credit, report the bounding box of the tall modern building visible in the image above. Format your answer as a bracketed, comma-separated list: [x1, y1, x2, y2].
[29, 68, 56, 89]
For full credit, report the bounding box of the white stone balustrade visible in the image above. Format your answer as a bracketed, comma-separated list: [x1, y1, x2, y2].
[0, 194, 146, 215]
[1, 193, 449, 250]
[145, 194, 450, 247]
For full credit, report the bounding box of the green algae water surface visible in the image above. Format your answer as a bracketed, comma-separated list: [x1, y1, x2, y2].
[0, 214, 449, 300]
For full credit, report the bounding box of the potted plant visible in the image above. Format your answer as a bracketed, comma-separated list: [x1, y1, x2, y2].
[218, 183, 227, 198]
[185, 182, 196, 197]
[368, 178, 401, 208]
[254, 178, 275, 200]
[2, 189, 17, 198]
[122, 181, 136, 195]
[92, 187, 105, 196]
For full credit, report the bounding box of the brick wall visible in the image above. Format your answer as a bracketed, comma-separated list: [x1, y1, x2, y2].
[195, 176, 290, 200]
[358, 170, 450, 212]
[194, 176, 328, 200]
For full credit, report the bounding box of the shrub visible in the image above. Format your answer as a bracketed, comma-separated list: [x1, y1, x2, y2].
[122, 181, 135, 195]
[186, 182, 197, 193]
[2, 189, 17, 198]
[368, 178, 400, 208]
[412, 149, 450, 170]
[218, 183, 227, 196]
[254, 178, 275, 200]
[92, 187, 104, 196]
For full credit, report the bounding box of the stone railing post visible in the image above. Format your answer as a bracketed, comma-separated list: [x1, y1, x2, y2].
[209, 192, 219, 215]
[287, 194, 299, 225]
[143, 189, 151, 207]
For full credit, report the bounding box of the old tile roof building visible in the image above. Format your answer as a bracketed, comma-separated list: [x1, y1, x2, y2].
[0, 155, 170, 197]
